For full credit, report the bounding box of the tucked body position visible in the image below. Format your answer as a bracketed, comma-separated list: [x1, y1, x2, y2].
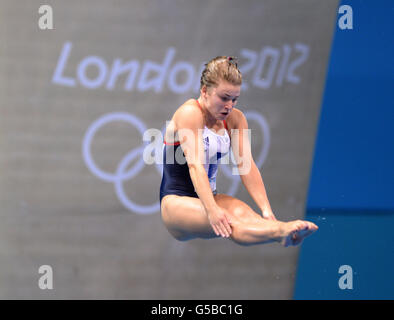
[160, 56, 317, 247]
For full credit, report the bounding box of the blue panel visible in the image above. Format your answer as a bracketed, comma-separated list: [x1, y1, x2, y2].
[295, 0, 394, 299]
[295, 213, 394, 299]
[307, 0, 394, 210]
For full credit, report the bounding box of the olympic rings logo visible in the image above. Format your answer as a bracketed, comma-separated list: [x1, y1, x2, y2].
[82, 111, 270, 215]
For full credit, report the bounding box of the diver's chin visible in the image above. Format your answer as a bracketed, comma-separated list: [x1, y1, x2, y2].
[219, 112, 229, 119]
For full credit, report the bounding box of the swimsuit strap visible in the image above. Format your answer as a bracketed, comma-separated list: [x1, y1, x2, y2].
[223, 119, 228, 130]
[195, 98, 203, 111]
[164, 140, 180, 146]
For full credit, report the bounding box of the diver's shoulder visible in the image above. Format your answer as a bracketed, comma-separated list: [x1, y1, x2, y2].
[173, 99, 203, 124]
[227, 107, 246, 128]
[231, 107, 244, 117]
[174, 99, 200, 115]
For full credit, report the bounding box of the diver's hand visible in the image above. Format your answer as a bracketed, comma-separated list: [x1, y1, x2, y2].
[262, 210, 277, 221]
[207, 207, 233, 238]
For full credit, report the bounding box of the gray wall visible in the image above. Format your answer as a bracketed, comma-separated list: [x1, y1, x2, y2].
[0, 0, 338, 298]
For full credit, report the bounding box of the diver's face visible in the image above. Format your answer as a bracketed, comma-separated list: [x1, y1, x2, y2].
[204, 81, 240, 120]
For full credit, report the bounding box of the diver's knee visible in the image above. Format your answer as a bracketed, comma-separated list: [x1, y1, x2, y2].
[228, 205, 249, 221]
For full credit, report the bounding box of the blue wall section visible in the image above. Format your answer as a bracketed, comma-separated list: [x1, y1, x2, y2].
[295, 0, 394, 299]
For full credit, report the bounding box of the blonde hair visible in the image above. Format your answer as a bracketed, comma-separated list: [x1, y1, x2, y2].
[200, 56, 242, 90]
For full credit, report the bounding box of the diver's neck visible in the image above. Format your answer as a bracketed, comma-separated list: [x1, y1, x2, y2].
[197, 97, 218, 128]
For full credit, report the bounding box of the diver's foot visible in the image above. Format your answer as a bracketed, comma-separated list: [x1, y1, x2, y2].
[279, 220, 318, 247]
